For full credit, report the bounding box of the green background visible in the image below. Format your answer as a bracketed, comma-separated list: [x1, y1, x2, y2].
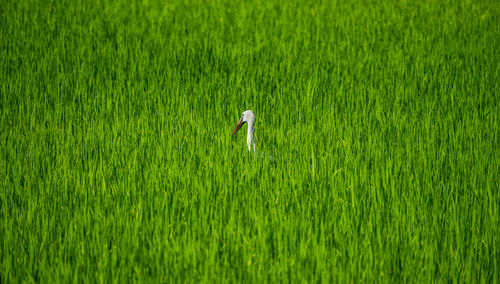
[1, 0, 499, 282]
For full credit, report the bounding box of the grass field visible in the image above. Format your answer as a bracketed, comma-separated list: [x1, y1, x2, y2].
[1, 0, 499, 282]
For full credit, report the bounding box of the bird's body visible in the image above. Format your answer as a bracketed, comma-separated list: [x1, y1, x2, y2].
[232, 110, 256, 152]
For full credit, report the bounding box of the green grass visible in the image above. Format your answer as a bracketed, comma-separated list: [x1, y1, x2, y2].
[1, 0, 499, 282]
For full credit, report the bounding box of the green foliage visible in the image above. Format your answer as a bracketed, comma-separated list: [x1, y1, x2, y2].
[1, 0, 499, 282]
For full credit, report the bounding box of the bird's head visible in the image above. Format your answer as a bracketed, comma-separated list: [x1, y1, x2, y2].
[232, 110, 255, 135]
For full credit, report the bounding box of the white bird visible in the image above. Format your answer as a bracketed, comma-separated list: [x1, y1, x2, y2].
[232, 110, 256, 152]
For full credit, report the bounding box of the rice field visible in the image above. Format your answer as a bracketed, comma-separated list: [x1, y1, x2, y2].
[1, 0, 499, 282]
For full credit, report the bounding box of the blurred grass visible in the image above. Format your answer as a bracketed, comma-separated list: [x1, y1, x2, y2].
[1, 0, 499, 282]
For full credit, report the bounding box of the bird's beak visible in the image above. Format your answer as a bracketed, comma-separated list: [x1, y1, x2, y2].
[232, 118, 246, 135]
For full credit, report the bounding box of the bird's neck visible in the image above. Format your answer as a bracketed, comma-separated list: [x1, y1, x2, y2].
[247, 121, 255, 152]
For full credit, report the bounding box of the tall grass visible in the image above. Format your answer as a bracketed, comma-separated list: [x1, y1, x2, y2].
[1, 0, 499, 282]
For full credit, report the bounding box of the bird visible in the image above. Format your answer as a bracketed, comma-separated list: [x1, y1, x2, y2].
[232, 110, 256, 152]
